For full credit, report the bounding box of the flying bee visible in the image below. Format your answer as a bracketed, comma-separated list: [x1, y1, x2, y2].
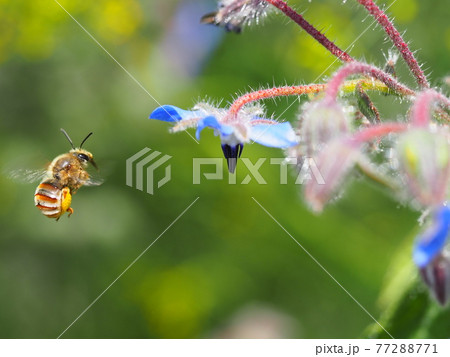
[34, 129, 100, 221]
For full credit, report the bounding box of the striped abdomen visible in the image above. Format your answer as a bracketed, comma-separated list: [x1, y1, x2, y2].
[34, 180, 72, 220]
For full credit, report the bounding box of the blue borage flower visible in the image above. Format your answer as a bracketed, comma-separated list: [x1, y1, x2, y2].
[149, 102, 299, 173]
[413, 205, 450, 269]
[414, 204, 450, 305]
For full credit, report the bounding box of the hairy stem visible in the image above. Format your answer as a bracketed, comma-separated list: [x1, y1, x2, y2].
[352, 122, 408, 144]
[264, 0, 353, 62]
[227, 84, 326, 118]
[227, 77, 408, 119]
[411, 90, 450, 127]
[342, 79, 392, 95]
[356, 80, 381, 123]
[325, 62, 415, 101]
[435, 108, 450, 124]
[356, 0, 429, 89]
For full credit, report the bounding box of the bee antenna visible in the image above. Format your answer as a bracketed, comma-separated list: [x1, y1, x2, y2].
[60, 128, 75, 150]
[80, 132, 93, 148]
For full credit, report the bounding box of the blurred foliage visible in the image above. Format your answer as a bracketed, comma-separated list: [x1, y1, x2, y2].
[0, 0, 143, 62]
[0, 0, 448, 338]
[365, 236, 450, 338]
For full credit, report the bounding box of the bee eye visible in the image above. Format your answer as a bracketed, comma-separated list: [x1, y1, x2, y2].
[78, 153, 89, 162]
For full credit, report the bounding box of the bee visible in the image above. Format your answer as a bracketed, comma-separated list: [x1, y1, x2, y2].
[34, 129, 100, 221]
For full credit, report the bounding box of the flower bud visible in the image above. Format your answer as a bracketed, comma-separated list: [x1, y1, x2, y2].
[300, 100, 352, 158]
[304, 138, 360, 212]
[414, 205, 450, 305]
[420, 253, 450, 306]
[395, 128, 450, 207]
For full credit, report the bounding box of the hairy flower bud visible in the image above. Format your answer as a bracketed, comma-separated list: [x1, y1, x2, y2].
[395, 128, 450, 208]
[420, 253, 450, 306]
[414, 205, 450, 305]
[300, 100, 352, 158]
[304, 138, 360, 212]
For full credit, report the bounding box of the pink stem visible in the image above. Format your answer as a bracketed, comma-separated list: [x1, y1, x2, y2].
[264, 0, 353, 62]
[248, 118, 279, 125]
[411, 90, 450, 127]
[325, 61, 415, 101]
[356, 0, 429, 89]
[227, 84, 326, 119]
[352, 122, 408, 144]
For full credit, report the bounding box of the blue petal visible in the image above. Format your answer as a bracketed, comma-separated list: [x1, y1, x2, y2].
[413, 205, 450, 268]
[249, 122, 299, 148]
[149, 105, 202, 122]
[196, 116, 234, 140]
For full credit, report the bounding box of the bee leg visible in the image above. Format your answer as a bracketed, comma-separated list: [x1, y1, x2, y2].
[60, 187, 73, 218]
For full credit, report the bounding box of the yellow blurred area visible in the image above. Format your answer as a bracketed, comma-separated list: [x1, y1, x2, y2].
[404, 145, 418, 174]
[137, 265, 215, 338]
[91, 0, 142, 44]
[0, 0, 142, 62]
[445, 27, 450, 51]
[389, 0, 418, 24]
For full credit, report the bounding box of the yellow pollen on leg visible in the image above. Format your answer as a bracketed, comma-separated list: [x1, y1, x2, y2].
[61, 187, 73, 216]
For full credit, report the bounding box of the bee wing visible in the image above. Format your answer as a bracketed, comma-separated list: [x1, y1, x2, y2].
[84, 169, 104, 186]
[6, 168, 49, 184]
[85, 177, 104, 186]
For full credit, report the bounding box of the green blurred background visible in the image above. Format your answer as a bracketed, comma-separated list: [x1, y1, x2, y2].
[0, 0, 449, 338]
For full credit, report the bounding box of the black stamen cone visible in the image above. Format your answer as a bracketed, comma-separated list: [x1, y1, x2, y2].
[221, 143, 244, 174]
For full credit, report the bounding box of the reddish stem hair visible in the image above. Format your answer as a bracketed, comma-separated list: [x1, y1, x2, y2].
[411, 90, 450, 127]
[227, 84, 326, 119]
[265, 0, 353, 62]
[325, 61, 415, 101]
[352, 122, 408, 144]
[356, 0, 429, 89]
